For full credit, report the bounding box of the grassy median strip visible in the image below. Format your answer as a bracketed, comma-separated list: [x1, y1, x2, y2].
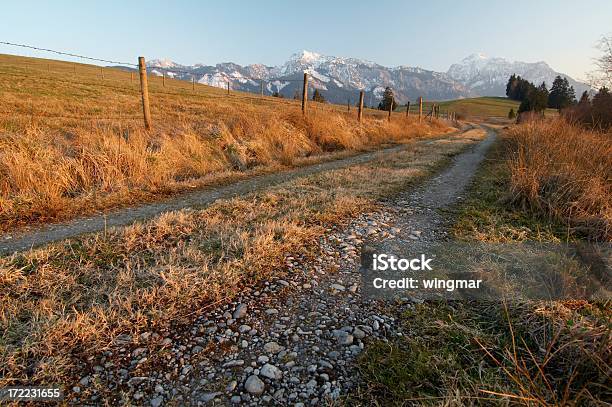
[0, 129, 484, 387]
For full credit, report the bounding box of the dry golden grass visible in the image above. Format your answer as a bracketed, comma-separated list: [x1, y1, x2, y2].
[505, 119, 612, 241]
[0, 53, 450, 231]
[0, 132, 482, 394]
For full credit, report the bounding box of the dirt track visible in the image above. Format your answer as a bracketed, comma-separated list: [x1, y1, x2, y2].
[0, 128, 470, 256]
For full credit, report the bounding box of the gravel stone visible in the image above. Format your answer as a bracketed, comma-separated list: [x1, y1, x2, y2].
[353, 327, 366, 339]
[150, 396, 163, 407]
[263, 341, 283, 353]
[260, 363, 283, 380]
[233, 304, 248, 319]
[245, 375, 265, 395]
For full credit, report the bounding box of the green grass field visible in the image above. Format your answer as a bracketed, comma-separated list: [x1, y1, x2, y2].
[404, 96, 557, 119]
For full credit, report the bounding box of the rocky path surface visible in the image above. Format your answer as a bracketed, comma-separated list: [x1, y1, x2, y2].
[0, 129, 469, 256]
[73, 128, 495, 406]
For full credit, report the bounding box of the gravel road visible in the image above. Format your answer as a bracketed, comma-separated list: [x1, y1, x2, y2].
[69, 127, 496, 406]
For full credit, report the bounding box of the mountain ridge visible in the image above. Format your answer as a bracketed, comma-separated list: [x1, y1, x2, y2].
[146, 51, 590, 104]
[447, 53, 589, 97]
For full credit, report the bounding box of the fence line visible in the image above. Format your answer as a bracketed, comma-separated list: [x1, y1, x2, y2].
[0, 41, 459, 129]
[0, 111, 142, 120]
[0, 41, 136, 67]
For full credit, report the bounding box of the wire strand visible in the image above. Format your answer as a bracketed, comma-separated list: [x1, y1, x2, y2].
[1, 41, 364, 88]
[0, 41, 431, 124]
[0, 41, 137, 67]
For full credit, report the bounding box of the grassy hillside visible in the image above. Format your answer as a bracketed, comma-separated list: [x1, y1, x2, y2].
[404, 96, 556, 119]
[0, 53, 450, 231]
[400, 97, 517, 118]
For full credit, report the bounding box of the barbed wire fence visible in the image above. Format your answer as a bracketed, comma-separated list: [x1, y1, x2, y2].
[0, 41, 457, 130]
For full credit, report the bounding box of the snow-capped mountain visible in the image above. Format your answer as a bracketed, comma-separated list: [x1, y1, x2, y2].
[147, 58, 183, 69]
[447, 53, 589, 96]
[144, 51, 588, 104]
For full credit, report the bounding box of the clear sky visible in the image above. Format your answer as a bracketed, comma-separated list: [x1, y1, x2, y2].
[1, 0, 610, 80]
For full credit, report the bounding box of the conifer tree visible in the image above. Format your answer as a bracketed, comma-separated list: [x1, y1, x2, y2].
[506, 74, 517, 98]
[377, 87, 397, 111]
[516, 77, 532, 101]
[592, 86, 612, 128]
[518, 85, 548, 114]
[312, 89, 326, 103]
[548, 76, 576, 109]
[578, 90, 590, 106]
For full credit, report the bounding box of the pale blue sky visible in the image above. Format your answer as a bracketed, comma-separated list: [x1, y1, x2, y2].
[1, 0, 610, 79]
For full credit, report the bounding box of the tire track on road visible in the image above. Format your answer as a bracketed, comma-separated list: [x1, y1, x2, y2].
[0, 128, 470, 256]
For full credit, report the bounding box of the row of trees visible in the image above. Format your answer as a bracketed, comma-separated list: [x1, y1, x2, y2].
[506, 34, 612, 129]
[506, 34, 611, 129]
[506, 74, 577, 113]
[507, 73, 611, 129]
[565, 87, 612, 129]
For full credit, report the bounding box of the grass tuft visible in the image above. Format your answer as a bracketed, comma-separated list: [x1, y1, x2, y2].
[505, 120, 612, 241]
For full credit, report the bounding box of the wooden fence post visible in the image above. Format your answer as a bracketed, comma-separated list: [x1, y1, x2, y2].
[162, 72, 166, 87]
[261, 81, 264, 97]
[406, 101, 410, 117]
[388, 95, 393, 122]
[192, 76, 195, 90]
[358, 90, 364, 122]
[138, 56, 152, 130]
[100, 67, 104, 80]
[227, 81, 230, 95]
[301, 73, 308, 114]
[347, 99, 350, 112]
[418, 97, 423, 123]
